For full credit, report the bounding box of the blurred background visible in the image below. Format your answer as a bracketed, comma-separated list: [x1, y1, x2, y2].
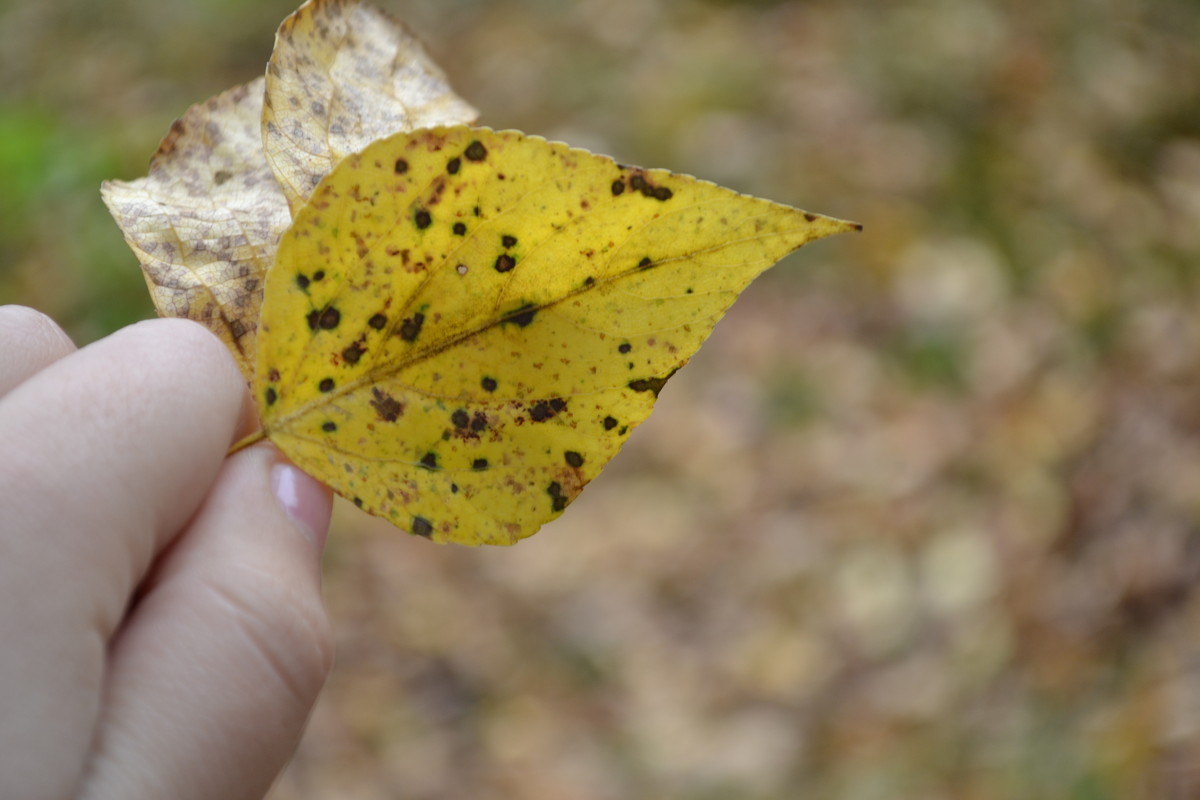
[5, 0, 1200, 797]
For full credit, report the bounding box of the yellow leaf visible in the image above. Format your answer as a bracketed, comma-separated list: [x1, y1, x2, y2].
[101, 78, 290, 378]
[263, 0, 478, 215]
[255, 126, 858, 545]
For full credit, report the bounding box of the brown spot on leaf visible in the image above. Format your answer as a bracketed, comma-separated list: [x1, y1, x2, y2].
[803, 212, 818, 222]
[370, 387, 404, 422]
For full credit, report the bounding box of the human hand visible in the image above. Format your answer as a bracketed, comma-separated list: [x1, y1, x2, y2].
[0, 307, 334, 800]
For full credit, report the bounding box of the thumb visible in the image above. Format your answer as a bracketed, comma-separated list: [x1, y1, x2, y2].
[78, 444, 334, 800]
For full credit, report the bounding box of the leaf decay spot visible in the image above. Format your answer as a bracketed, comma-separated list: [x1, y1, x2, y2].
[296, 274, 310, 290]
[322, 421, 337, 432]
[547, 481, 568, 512]
[411, 516, 434, 538]
[452, 222, 467, 236]
[472, 458, 489, 470]
[368, 313, 387, 330]
[394, 158, 408, 174]
[414, 209, 432, 229]
[307, 306, 340, 330]
[501, 234, 517, 248]
[603, 415, 618, 430]
[481, 376, 498, 392]
[503, 303, 537, 328]
[318, 377, 335, 392]
[341, 341, 366, 365]
[419, 452, 439, 470]
[265, 387, 278, 406]
[618, 342, 632, 354]
[564, 451, 584, 468]
[451, 409, 470, 429]
[494, 254, 516, 273]
[628, 371, 676, 396]
[370, 387, 404, 422]
[447, 157, 461, 174]
[464, 141, 487, 161]
[398, 312, 425, 342]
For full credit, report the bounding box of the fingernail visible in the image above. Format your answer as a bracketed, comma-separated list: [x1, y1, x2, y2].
[272, 461, 333, 550]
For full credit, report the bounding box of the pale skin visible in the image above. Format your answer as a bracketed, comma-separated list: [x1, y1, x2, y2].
[0, 305, 335, 800]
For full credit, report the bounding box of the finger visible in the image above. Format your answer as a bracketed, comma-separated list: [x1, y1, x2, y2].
[0, 319, 247, 799]
[78, 445, 333, 800]
[0, 305, 76, 396]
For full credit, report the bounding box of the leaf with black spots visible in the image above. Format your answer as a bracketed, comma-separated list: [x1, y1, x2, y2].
[254, 126, 858, 545]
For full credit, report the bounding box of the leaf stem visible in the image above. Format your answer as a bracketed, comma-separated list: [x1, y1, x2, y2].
[228, 429, 268, 456]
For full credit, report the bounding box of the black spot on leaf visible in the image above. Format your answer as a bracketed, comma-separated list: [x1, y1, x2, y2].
[342, 341, 365, 365]
[481, 376, 498, 392]
[451, 409, 470, 429]
[638, 256, 654, 270]
[411, 516, 433, 538]
[453, 222, 467, 236]
[308, 306, 340, 331]
[547, 482, 568, 512]
[322, 421, 337, 432]
[265, 387, 277, 406]
[611, 180, 625, 196]
[549, 398, 567, 413]
[618, 342, 632, 354]
[368, 313, 387, 330]
[470, 413, 488, 432]
[296, 274, 310, 290]
[501, 234, 517, 248]
[419, 452, 439, 470]
[313, 270, 325, 282]
[394, 158, 409, 174]
[628, 371, 676, 396]
[652, 186, 673, 201]
[465, 141, 487, 161]
[494, 254, 516, 273]
[319, 378, 335, 392]
[447, 157, 461, 174]
[472, 458, 489, 470]
[415, 209, 432, 229]
[603, 415, 618, 430]
[565, 451, 584, 468]
[353, 496, 363, 508]
[399, 312, 425, 342]
[504, 303, 537, 327]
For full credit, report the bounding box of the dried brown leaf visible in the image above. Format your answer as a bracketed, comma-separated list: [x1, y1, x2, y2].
[263, 0, 478, 213]
[101, 78, 290, 378]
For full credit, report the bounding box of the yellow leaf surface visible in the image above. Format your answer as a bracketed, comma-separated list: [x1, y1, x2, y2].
[263, 0, 478, 215]
[255, 126, 858, 545]
[101, 78, 290, 377]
